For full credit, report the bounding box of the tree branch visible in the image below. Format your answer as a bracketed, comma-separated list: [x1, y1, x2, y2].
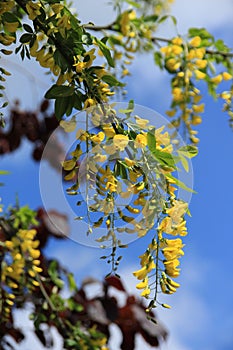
[85, 23, 233, 59]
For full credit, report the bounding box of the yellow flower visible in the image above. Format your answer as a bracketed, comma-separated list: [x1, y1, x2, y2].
[160, 46, 172, 56]
[84, 98, 96, 109]
[4, 21, 19, 33]
[102, 124, 115, 138]
[32, 280, 40, 287]
[193, 103, 205, 113]
[211, 74, 222, 85]
[94, 154, 107, 163]
[133, 260, 155, 280]
[135, 115, 149, 128]
[124, 157, 135, 167]
[0, 33, 15, 46]
[74, 61, 85, 73]
[165, 238, 184, 248]
[166, 200, 188, 224]
[0, 1, 15, 15]
[222, 72, 232, 80]
[171, 44, 183, 55]
[122, 68, 130, 76]
[113, 134, 129, 151]
[193, 94, 202, 104]
[155, 126, 170, 146]
[191, 115, 202, 125]
[163, 246, 184, 261]
[136, 277, 149, 289]
[131, 181, 145, 194]
[57, 14, 71, 30]
[139, 251, 150, 266]
[51, 4, 64, 14]
[141, 287, 150, 297]
[172, 87, 183, 102]
[29, 249, 40, 259]
[83, 48, 96, 68]
[76, 128, 88, 141]
[26, 1, 41, 20]
[166, 109, 176, 117]
[195, 48, 206, 59]
[135, 134, 147, 148]
[195, 59, 207, 69]
[172, 37, 183, 45]
[5, 241, 13, 249]
[90, 131, 105, 144]
[166, 58, 181, 71]
[189, 36, 201, 47]
[221, 91, 231, 100]
[158, 216, 173, 234]
[194, 70, 206, 80]
[29, 39, 39, 57]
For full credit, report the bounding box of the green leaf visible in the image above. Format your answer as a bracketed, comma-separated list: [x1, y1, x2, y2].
[54, 50, 70, 72]
[214, 39, 229, 52]
[144, 15, 159, 22]
[166, 174, 196, 193]
[45, 84, 74, 99]
[2, 12, 19, 23]
[95, 37, 115, 68]
[177, 153, 189, 172]
[19, 33, 32, 44]
[147, 128, 156, 151]
[154, 51, 163, 69]
[48, 261, 64, 289]
[188, 27, 213, 40]
[20, 46, 25, 60]
[119, 100, 134, 118]
[153, 149, 176, 168]
[178, 145, 198, 158]
[125, 0, 141, 8]
[119, 162, 128, 179]
[147, 129, 176, 168]
[158, 15, 177, 26]
[102, 75, 125, 87]
[23, 24, 33, 33]
[67, 273, 77, 292]
[55, 96, 69, 120]
[15, 44, 22, 54]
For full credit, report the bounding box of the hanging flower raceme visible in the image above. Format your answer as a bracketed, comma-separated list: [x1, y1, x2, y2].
[159, 33, 233, 143]
[59, 102, 196, 310]
[1, 229, 42, 318]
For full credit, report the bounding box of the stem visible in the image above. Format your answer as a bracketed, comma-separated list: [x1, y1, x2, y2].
[154, 228, 160, 304]
[36, 274, 56, 312]
[35, 274, 68, 334]
[85, 112, 91, 233]
[85, 21, 233, 58]
[84, 22, 116, 31]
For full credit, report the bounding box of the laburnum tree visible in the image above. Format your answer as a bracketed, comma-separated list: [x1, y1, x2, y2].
[0, 0, 233, 349]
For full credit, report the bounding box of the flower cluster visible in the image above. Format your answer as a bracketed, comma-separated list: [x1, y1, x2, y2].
[160, 34, 233, 142]
[133, 198, 188, 309]
[1, 229, 42, 317]
[60, 104, 194, 309]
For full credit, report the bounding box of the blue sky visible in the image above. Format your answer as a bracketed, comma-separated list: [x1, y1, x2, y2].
[1, 1, 233, 349]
